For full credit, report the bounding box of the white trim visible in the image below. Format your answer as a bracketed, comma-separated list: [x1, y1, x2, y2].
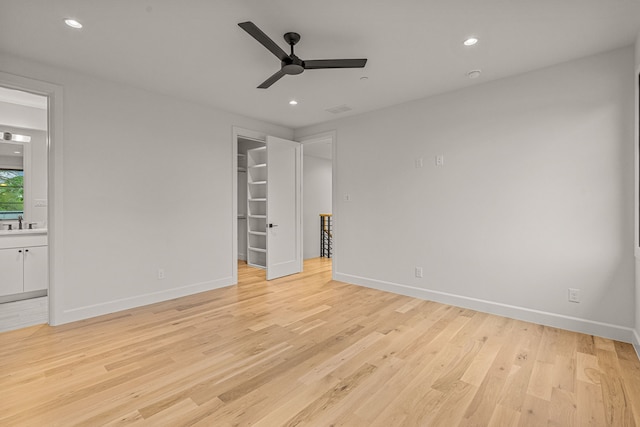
[635, 64, 640, 355]
[231, 127, 267, 285]
[57, 277, 235, 325]
[335, 272, 636, 343]
[0, 72, 63, 326]
[633, 65, 640, 256]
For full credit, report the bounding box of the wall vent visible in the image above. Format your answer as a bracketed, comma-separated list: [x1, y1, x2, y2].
[325, 104, 352, 114]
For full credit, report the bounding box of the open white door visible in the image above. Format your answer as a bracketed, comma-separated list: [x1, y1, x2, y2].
[266, 136, 302, 280]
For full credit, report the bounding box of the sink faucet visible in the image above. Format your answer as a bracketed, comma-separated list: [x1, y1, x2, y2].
[17, 215, 23, 230]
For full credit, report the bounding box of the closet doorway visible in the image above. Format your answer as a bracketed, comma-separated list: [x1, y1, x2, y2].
[232, 128, 302, 283]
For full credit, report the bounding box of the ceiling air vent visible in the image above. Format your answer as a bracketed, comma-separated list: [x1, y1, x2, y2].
[325, 104, 352, 114]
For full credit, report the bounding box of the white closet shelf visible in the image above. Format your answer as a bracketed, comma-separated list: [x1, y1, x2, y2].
[247, 145, 268, 269]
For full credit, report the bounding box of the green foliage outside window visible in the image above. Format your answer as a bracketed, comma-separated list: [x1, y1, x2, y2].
[0, 169, 24, 217]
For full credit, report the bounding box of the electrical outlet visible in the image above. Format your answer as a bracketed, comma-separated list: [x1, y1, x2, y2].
[343, 193, 352, 202]
[415, 157, 424, 168]
[436, 155, 444, 166]
[568, 288, 580, 303]
[158, 268, 166, 280]
[415, 267, 423, 278]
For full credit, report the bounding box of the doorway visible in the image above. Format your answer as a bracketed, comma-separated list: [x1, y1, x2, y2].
[0, 72, 62, 330]
[0, 85, 48, 331]
[299, 131, 337, 279]
[232, 128, 303, 283]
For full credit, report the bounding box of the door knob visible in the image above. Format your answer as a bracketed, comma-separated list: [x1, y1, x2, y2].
[268, 223, 278, 228]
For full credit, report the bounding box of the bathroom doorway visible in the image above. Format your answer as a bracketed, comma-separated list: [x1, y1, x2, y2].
[0, 72, 62, 331]
[0, 85, 49, 331]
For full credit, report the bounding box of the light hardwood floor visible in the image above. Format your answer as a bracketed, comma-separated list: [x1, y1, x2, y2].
[1, 258, 639, 426]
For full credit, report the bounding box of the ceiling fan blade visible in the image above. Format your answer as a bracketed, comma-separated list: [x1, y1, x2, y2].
[238, 21, 289, 62]
[304, 59, 367, 69]
[258, 69, 287, 89]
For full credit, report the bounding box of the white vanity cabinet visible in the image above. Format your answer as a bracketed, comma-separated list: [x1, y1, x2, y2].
[0, 232, 48, 297]
[0, 247, 23, 295]
[23, 246, 48, 292]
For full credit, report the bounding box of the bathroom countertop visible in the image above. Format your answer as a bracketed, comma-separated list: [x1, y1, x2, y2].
[0, 228, 48, 236]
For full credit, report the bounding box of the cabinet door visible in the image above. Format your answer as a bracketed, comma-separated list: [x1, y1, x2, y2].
[0, 248, 24, 296]
[23, 246, 48, 292]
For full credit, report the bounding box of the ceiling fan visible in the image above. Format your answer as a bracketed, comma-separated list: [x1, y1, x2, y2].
[238, 21, 367, 89]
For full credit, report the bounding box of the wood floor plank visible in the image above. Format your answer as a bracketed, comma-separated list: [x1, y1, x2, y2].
[549, 386, 577, 427]
[1, 258, 639, 426]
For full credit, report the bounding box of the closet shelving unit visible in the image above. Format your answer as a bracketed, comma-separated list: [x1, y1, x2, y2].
[237, 152, 248, 261]
[237, 153, 247, 220]
[246, 146, 267, 268]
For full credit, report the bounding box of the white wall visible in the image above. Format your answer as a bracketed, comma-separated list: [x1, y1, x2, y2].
[0, 155, 22, 169]
[296, 47, 636, 342]
[0, 101, 46, 131]
[303, 154, 332, 259]
[28, 129, 47, 225]
[0, 52, 293, 325]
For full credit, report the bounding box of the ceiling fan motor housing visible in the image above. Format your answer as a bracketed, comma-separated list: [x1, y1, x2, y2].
[282, 55, 305, 75]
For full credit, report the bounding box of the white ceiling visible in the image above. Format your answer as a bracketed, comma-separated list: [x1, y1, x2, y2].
[1, 1, 639, 129]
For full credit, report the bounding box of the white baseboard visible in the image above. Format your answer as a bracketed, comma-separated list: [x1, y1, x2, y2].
[53, 276, 235, 325]
[238, 253, 247, 261]
[335, 272, 635, 344]
[633, 329, 640, 359]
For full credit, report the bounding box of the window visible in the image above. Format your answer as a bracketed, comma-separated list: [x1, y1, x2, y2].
[0, 169, 24, 220]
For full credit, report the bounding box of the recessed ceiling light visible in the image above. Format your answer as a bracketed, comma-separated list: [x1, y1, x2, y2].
[360, 76, 369, 81]
[64, 18, 83, 29]
[14, 151, 21, 154]
[463, 37, 478, 46]
[289, 100, 298, 105]
[467, 69, 482, 79]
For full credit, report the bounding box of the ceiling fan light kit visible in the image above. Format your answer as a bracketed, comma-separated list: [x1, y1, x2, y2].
[238, 21, 368, 89]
